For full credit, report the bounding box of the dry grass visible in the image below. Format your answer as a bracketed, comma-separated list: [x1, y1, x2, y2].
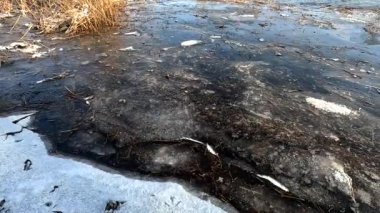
[0, 0, 13, 13]
[14, 0, 126, 35]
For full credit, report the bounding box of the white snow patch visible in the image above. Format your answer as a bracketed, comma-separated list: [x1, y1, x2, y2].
[315, 156, 354, 198]
[210, 35, 222, 39]
[181, 40, 203, 47]
[119, 46, 135, 51]
[331, 162, 353, 190]
[239, 14, 255, 18]
[162, 47, 175, 51]
[333, 170, 350, 184]
[0, 114, 227, 213]
[328, 161, 354, 198]
[0, 42, 41, 54]
[306, 97, 357, 116]
[327, 133, 340, 142]
[124, 31, 141, 36]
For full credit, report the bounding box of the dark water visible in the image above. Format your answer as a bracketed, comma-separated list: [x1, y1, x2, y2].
[277, 0, 380, 7]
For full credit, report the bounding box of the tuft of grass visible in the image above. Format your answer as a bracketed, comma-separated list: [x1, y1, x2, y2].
[16, 0, 126, 35]
[0, 0, 13, 14]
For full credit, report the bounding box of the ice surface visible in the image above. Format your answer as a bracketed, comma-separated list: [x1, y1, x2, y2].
[306, 97, 357, 116]
[0, 114, 227, 213]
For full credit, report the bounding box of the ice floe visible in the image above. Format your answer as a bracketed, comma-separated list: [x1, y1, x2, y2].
[306, 97, 357, 116]
[0, 114, 227, 213]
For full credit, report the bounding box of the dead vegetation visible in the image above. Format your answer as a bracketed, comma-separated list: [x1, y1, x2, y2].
[0, 0, 13, 14]
[2, 0, 126, 35]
